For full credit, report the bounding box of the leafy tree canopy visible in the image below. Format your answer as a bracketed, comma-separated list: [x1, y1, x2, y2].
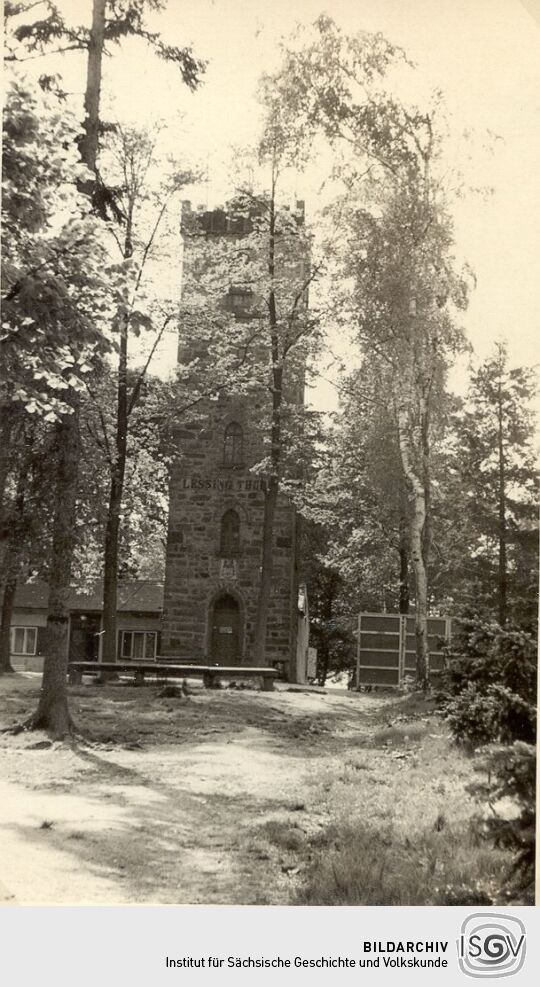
[4, 1, 206, 91]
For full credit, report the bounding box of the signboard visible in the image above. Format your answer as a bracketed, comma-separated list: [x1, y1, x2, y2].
[356, 612, 451, 689]
[219, 558, 238, 582]
[178, 475, 266, 492]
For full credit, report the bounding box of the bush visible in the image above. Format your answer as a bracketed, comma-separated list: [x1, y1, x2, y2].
[470, 742, 536, 901]
[445, 683, 535, 748]
[442, 618, 536, 902]
[442, 619, 536, 746]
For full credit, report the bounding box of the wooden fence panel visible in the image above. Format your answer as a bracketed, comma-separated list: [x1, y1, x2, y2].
[356, 612, 451, 688]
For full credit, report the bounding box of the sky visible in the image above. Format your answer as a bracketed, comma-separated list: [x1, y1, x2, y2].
[7, 0, 540, 407]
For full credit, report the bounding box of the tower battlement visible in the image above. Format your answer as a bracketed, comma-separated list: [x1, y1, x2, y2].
[180, 199, 306, 236]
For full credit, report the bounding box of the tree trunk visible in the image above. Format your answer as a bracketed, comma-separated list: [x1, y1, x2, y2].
[497, 380, 507, 625]
[410, 518, 429, 690]
[79, 0, 106, 174]
[0, 577, 17, 675]
[398, 542, 410, 614]
[0, 405, 15, 515]
[0, 404, 17, 574]
[317, 636, 329, 686]
[101, 470, 125, 663]
[253, 179, 283, 666]
[101, 186, 134, 663]
[101, 312, 129, 663]
[1, 468, 27, 673]
[397, 397, 430, 690]
[253, 474, 279, 665]
[22, 3, 103, 733]
[420, 393, 432, 568]
[32, 412, 80, 737]
[252, 321, 282, 666]
[398, 481, 410, 614]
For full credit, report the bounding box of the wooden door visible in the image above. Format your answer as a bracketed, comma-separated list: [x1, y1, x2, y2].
[210, 594, 240, 665]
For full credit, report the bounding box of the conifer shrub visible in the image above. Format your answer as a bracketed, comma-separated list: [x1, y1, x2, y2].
[441, 618, 537, 900]
[442, 619, 536, 746]
[470, 741, 536, 901]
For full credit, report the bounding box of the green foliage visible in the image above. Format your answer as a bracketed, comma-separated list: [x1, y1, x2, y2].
[442, 618, 536, 900]
[450, 343, 538, 627]
[300, 521, 355, 683]
[4, 1, 206, 90]
[303, 359, 412, 616]
[445, 684, 525, 748]
[267, 17, 475, 690]
[2, 79, 113, 421]
[1, 78, 116, 644]
[443, 619, 536, 746]
[471, 742, 536, 900]
[264, 15, 414, 178]
[74, 371, 173, 584]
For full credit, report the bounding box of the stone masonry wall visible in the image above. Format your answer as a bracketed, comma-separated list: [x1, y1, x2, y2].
[161, 395, 297, 667]
[161, 201, 305, 672]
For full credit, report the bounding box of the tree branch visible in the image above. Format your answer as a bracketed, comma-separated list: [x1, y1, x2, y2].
[127, 313, 172, 418]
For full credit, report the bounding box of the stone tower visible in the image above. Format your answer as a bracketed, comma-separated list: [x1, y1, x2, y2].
[160, 200, 308, 677]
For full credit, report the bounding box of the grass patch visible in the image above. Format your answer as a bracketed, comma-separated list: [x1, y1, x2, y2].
[297, 819, 507, 906]
[372, 722, 429, 747]
[259, 819, 306, 852]
[294, 700, 523, 906]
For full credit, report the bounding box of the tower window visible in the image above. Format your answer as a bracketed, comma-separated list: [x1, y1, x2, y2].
[220, 509, 240, 557]
[223, 421, 243, 466]
[226, 287, 253, 313]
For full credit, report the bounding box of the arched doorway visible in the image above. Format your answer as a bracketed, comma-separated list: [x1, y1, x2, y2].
[210, 593, 241, 665]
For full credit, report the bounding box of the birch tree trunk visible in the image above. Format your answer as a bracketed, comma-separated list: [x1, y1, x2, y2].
[398, 480, 410, 614]
[396, 389, 430, 690]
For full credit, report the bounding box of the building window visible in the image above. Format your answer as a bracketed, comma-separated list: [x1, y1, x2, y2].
[220, 509, 241, 557]
[226, 287, 253, 313]
[11, 626, 37, 656]
[223, 421, 243, 465]
[120, 631, 157, 661]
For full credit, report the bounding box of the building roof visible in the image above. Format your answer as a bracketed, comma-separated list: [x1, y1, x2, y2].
[13, 580, 163, 613]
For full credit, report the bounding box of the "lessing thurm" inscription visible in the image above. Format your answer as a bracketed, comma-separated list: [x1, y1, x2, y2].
[179, 476, 266, 492]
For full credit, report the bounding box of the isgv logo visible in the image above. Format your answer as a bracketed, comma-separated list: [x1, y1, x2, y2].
[457, 913, 526, 979]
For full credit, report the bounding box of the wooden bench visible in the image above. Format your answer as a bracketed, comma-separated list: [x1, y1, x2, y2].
[68, 661, 277, 691]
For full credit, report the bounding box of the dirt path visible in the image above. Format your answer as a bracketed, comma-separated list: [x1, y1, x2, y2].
[0, 675, 397, 905]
